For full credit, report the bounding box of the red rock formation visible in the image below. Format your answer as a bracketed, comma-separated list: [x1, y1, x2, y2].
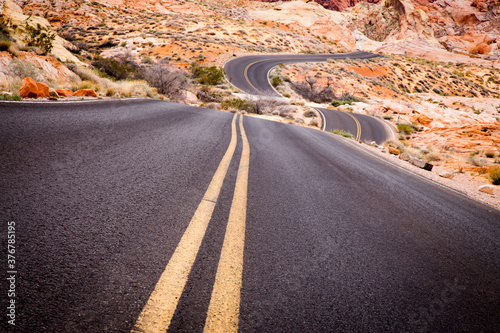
[311, 0, 381, 11]
[253, 0, 382, 11]
[472, 0, 500, 12]
[36, 82, 50, 98]
[73, 89, 98, 97]
[20, 77, 39, 98]
[19, 77, 50, 98]
[56, 89, 74, 97]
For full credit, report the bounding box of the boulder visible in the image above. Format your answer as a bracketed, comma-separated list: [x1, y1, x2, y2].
[478, 185, 494, 195]
[20, 77, 39, 98]
[56, 89, 74, 97]
[73, 89, 97, 97]
[399, 153, 411, 161]
[389, 147, 401, 155]
[36, 82, 50, 98]
[439, 171, 454, 179]
[409, 157, 433, 171]
[19, 78, 51, 99]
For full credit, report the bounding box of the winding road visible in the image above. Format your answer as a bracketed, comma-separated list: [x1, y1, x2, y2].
[224, 52, 394, 143]
[1, 100, 499, 332]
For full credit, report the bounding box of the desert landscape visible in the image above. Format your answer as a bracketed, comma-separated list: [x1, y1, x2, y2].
[1, 0, 499, 207]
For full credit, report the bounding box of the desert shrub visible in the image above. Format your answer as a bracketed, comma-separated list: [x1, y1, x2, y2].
[271, 76, 282, 87]
[221, 98, 257, 113]
[397, 124, 414, 135]
[0, 40, 12, 51]
[303, 110, 316, 117]
[310, 120, 319, 127]
[468, 156, 487, 167]
[92, 55, 141, 80]
[144, 63, 190, 98]
[114, 80, 154, 98]
[74, 41, 91, 53]
[105, 87, 115, 97]
[383, 139, 406, 153]
[425, 151, 441, 162]
[0, 93, 22, 101]
[291, 75, 336, 103]
[490, 166, 500, 185]
[23, 21, 56, 55]
[7, 59, 41, 81]
[253, 99, 291, 115]
[330, 129, 354, 139]
[141, 56, 154, 64]
[197, 86, 223, 102]
[485, 150, 496, 158]
[191, 64, 225, 85]
[331, 94, 362, 107]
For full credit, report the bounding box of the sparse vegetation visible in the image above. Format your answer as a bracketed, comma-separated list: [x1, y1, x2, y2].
[92, 55, 142, 81]
[330, 129, 354, 139]
[271, 76, 283, 88]
[468, 156, 488, 167]
[331, 95, 362, 107]
[221, 98, 257, 113]
[191, 64, 225, 85]
[0, 93, 22, 101]
[144, 63, 190, 99]
[23, 20, 56, 55]
[7, 59, 42, 81]
[397, 124, 414, 135]
[489, 166, 500, 185]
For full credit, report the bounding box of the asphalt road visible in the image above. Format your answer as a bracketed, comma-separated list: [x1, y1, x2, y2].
[1, 100, 500, 332]
[224, 52, 382, 97]
[317, 107, 394, 144]
[224, 52, 392, 143]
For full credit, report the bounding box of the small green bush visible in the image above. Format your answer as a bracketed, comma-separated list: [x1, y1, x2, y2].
[0, 94, 22, 101]
[24, 21, 56, 55]
[303, 110, 316, 118]
[271, 76, 282, 87]
[489, 165, 500, 185]
[330, 95, 362, 107]
[397, 124, 414, 135]
[330, 129, 354, 139]
[221, 98, 257, 113]
[331, 99, 353, 107]
[92, 56, 141, 80]
[191, 64, 225, 85]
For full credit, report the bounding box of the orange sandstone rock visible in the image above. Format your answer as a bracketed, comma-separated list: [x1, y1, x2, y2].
[56, 89, 74, 97]
[73, 89, 97, 97]
[36, 82, 50, 98]
[20, 77, 39, 98]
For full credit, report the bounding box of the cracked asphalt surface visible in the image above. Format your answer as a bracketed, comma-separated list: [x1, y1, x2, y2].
[1, 100, 499, 332]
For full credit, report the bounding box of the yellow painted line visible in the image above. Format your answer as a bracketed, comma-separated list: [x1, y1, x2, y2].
[132, 114, 239, 333]
[204, 115, 250, 333]
[244, 59, 269, 94]
[346, 113, 362, 141]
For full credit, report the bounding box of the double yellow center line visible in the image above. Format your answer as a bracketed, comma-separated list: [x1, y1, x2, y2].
[346, 113, 362, 141]
[132, 113, 249, 333]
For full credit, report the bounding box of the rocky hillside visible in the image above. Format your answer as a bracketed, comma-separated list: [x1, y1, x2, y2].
[1, 0, 499, 189]
[254, 0, 381, 11]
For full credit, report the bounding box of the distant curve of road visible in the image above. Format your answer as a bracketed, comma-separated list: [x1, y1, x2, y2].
[224, 52, 394, 144]
[1, 100, 499, 332]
